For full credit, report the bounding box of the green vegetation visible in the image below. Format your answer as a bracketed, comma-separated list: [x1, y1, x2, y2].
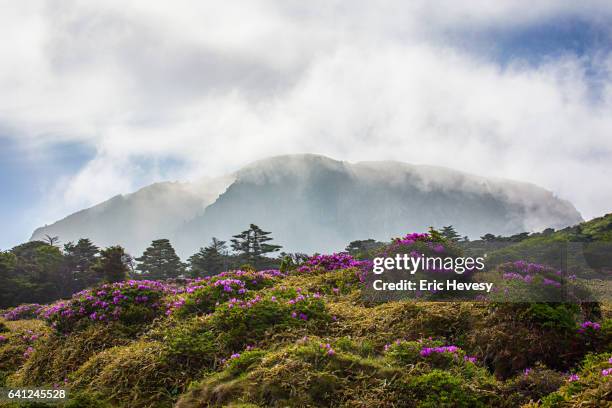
[0, 218, 610, 406]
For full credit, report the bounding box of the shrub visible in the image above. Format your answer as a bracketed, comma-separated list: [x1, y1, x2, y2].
[489, 261, 593, 303]
[171, 270, 284, 317]
[2, 304, 43, 321]
[503, 365, 565, 406]
[297, 253, 365, 274]
[0, 320, 49, 383]
[70, 341, 190, 408]
[163, 317, 218, 368]
[385, 338, 472, 370]
[210, 293, 330, 351]
[468, 302, 608, 377]
[175, 339, 400, 408]
[538, 353, 612, 407]
[396, 369, 489, 408]
[11, 322, 133, 386]
[40, 280, 170, 333]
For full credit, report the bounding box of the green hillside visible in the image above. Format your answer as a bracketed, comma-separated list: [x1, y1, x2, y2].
[462, 214, 612, 278]
[1, 233, 611, 407]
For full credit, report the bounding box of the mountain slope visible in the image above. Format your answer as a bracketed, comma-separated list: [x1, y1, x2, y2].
[175, 154, 582, 255]
[31, 154, 583, 257]
[30, 176, 233, 255]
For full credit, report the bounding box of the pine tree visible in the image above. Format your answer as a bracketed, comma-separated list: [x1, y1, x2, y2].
[136, 239, 185, 279]
[440, 225, 461, 242]
[92, 246, 129, 283]
[230, 224, 282, 258]
[188, 237, 228, 277]
[63, 238, 99, 288]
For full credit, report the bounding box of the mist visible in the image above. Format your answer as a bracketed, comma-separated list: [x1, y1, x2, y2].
[2, 1, 612, 249]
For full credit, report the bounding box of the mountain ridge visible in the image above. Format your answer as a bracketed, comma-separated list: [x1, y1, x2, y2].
[31, 154, 583, 256]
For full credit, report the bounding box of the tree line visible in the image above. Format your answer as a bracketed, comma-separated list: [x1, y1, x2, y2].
[0, 224, 283, 308]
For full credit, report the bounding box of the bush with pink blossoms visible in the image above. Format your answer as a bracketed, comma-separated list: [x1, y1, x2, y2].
[538, 352, 612, 406]
[384, 338, 471, 369]
[210, 292, 330, 351]
[2, 304, 43, 321]
[491, 261, 592, 303]
[502, 364, 565, 406]
[170, 269, 284, 316]
[41, 280, 171, 333]
[297, 253, 365, 274]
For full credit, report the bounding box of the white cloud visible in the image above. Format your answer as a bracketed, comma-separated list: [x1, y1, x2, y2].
[1, 0, 612, 223]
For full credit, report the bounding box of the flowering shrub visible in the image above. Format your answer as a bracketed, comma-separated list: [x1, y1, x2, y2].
[211, 292, 329, 350]
[492, 261, 592, 302]
[368, 231, 475, 300]
[297, 253, 365, 274]
[392, 233, 433, 247]
[384, 338, 470, 369]
[41, 280, 171, 333]
[223, 349, 267, 375]
[577, 321, 601, 333]
[538, 353, 612, 406]
[503, 365, 565, 406]
[2, 304, 43, 321]
[170, 269, 284, 316]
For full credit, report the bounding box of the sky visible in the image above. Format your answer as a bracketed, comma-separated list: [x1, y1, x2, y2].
[1, 1, 612, 249]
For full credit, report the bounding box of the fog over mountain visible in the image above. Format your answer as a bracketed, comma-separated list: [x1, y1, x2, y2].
[31, 154, 583, 257]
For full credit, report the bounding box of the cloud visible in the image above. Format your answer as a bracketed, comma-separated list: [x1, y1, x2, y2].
[1, 0, 612, 224]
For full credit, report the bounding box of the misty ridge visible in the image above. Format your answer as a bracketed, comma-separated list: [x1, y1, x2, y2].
[30, 154, 583, 258]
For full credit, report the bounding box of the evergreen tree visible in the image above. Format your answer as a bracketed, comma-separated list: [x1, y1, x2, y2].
[440, 225, 461, 242]
[188, 237, 228, 277]
[9, 241, 67, 303]
[136, 239, 185, 279]
[480, 233, 498, 242]
[230, 224, 282, 258]
[345, 239, 385, 258]
[63, 238, 99, 289]
[92, 246, 129, 283]
[0, 251, 19, 308]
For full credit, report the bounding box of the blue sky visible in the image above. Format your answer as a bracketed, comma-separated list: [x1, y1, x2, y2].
[1, 1, 612, 249]
[0, 137, 94, 248]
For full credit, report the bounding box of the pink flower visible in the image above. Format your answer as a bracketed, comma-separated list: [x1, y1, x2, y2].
[464, 356, 477, 363]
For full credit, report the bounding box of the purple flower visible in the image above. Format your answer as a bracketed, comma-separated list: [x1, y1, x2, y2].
[578, 321, 601, 333]
[464, 356, 477, 363]
[420, 345, 460, 357]
[568, 374, 579, 382]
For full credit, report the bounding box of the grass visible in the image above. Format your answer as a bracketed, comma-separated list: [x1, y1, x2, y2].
[0, 266, 610, 407]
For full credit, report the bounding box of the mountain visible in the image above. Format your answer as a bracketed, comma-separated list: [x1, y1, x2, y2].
[30, 176, 233, 256]
[31, 154, 583, 257]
